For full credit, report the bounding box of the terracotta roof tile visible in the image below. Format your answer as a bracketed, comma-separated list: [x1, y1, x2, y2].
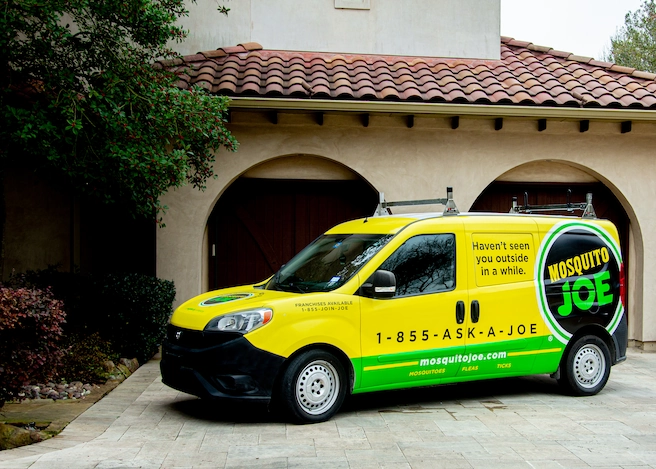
[644, 82, 656, 92]
[165, 37, 656, 109]
[641, 95, 656, 106]
[201, 50, 228, 59]
[588, 59, 613, 68]
[633, 70, 656, 80]
[217, 45, 247, 55]
[632, 86, 650, 97]
[568, 55, 594, 64]
[609, 64, 636, 74]
[548, 49, 573, 59]
[239, 42, 263, 51]
[506, 39, 532, 48]
[596, 94, 618, 106]
[527, 44, 553, 53]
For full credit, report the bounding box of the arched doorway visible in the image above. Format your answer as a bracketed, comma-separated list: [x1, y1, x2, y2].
[207, 156, 378, 289]
[470, 161, 631, 309]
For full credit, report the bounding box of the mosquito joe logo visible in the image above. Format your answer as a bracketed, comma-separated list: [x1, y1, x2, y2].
[200, 293, 254, 306]
[535, 222, 623, 344]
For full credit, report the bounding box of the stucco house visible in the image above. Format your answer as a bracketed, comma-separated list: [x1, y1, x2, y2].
[158, 0, 656, 351]
[3, 0, 656, 350]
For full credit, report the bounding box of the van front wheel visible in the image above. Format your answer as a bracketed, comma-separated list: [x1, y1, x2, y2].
[558, 335, 611, 396]
[279, 350, 346, 423]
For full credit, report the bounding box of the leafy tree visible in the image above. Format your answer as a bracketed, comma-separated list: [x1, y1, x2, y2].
[0, 0, 237, 222]
[605, 0, 656, 73]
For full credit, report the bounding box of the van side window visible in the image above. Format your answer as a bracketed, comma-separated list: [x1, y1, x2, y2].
[379, 234, 455, 297]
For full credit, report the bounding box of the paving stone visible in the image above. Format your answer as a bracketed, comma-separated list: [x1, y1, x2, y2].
[312, 437, 372, 450]
[287, 456, 349, 468]
[227, 443, 315, 459]
[1, 349, 656, 468]
[404, 459, 472, 469]
[224, 456, 287, 468]
[434, 419, 492, 436]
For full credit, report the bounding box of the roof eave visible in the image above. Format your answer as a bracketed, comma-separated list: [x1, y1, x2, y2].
[229, 97, 656, 122]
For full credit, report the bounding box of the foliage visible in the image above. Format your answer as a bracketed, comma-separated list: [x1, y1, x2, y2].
[0, 0, 237, 222]
[59, 332, 118, 383]
[604, 0, 656, 73]
[90, 273, 175, 364]
[7, 265, 93, 332]
[8, 268, 175, 365]
[0, 286, 66, 403]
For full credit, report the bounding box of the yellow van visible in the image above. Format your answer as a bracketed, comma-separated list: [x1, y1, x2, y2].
[161, 189, 627, 423]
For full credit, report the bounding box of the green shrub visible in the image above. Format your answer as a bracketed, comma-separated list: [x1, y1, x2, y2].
[59, 332, 118, 383]
[0, 287, 66, 403]
[92, 273, 175, 364]
[7, 266, 92, 334]
[8, 269, 175, 366]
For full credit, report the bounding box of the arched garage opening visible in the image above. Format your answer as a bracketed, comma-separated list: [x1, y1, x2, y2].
[206, 155, 378, 290]
[470, 160, 631, 307]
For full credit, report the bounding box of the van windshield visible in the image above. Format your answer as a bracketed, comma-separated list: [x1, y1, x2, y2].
[267, 234, 393, 293]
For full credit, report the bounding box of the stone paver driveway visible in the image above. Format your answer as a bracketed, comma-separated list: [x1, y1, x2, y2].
[1, 349, 655, 469]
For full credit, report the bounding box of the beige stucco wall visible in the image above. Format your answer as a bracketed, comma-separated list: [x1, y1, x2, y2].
[157, 112, 655, 345]
[177, 0, 500, 59]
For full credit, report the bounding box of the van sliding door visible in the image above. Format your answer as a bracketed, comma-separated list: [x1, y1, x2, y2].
[459, 220, 548, 378]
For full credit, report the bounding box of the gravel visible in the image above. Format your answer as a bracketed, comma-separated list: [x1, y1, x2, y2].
[15, 382, 98, 401]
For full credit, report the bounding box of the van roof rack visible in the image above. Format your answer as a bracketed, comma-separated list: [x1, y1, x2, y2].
[373, 187, 459, 217]
[509, 190, 597, 219]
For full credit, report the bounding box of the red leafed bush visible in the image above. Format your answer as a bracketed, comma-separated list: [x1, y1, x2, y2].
[0, 287, 66, 403]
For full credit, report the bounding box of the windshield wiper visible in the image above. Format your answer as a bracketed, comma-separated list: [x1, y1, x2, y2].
[285, 282, 307, 294]
[267, 270, 283, 291]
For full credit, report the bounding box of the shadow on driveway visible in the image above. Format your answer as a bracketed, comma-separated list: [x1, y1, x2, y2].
[167, 373, 563, 424]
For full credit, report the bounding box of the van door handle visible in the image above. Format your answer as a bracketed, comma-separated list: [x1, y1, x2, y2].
[456, 301, 465, 324]
[471, 300, 480, 323]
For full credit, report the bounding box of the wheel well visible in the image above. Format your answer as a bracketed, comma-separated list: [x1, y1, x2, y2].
[561, 325, 616, 365]
[276, 344, 355, 394]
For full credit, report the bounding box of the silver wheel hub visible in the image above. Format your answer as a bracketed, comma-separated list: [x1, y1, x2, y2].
[295, 360, 339, 415]
[573, 344, 605, 389]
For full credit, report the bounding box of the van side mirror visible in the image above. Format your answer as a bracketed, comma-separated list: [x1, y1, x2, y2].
[360, 270, 396, 299]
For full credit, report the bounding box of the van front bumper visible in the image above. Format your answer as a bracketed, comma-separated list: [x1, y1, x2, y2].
[160, 325, 285, 403]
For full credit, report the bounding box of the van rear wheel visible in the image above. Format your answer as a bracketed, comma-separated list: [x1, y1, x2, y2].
[558, 335, 611, 396]
[278, 350, 346, 423]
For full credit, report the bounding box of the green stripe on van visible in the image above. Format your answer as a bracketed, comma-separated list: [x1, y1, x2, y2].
[352, 336, 562, 393]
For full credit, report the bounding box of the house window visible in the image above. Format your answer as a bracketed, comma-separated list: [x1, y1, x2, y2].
[335, 0, 370, 10]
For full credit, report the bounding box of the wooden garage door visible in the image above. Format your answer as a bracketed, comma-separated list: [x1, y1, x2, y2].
[207, 178, 378, 290]
[471, 182, 628, 248]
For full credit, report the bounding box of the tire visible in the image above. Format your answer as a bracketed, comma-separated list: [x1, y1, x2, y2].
[558, 335, 611, 396]
[278, 350, 347, 423]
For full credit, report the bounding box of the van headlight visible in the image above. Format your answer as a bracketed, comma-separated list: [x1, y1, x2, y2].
[204, 308, 273, 334]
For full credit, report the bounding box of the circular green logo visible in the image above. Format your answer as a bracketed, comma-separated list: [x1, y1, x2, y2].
[200, 293, 254, 306]
[535, 222, 623, 344]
